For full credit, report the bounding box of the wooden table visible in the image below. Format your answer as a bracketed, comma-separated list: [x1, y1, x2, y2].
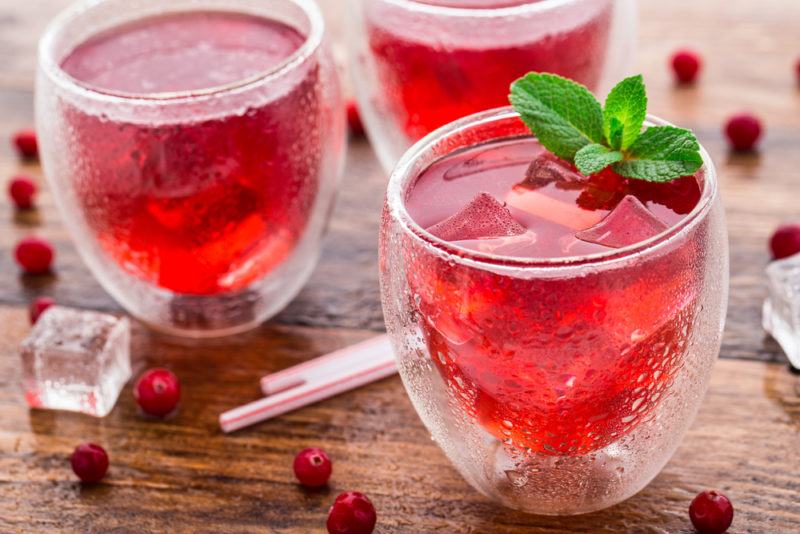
[2, 1, 799, 532]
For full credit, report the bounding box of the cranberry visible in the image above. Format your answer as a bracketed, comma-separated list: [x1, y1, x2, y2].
[70, 443, 109, 483]
[724, 113, 762, 152]
[8, 176, 37, 209]
[327, 492, 376, 534]
[134, 368, 181, 417]
[671, 49, 702, 84]
[795, 57, 800, 84]
[293, 447, 332, 487]
[347, 101, 365, 136]
[689, 490, 734, 534]
[29, 296, 55, 324]
[12, 129, 38, 160]
[14, 237, 54, 274]
[770, 224, 800, 260]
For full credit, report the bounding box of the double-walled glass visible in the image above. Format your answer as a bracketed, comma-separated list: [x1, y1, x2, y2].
[37, 0, 344, 337]
[349, 0, 637, 170]
[379, 108, 728, 514]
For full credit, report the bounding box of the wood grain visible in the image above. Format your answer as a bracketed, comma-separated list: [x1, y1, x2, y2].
[1, 306, 798, 533]
[1, 0, 800, 532]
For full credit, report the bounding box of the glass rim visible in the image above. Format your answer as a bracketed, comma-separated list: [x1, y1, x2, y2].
[37, 0, 324, 104]
[379, 0, 596, 18]
[386, 107, 718, 271]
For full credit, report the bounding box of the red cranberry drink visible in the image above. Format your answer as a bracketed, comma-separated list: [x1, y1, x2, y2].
[404, 137, 702, 455]
[37, 0, 343, 336]
[60, 12, 319, 295]
[380, 74, 728, 514]
[367, 0, 613, 140]
[352, 0, 638, 169]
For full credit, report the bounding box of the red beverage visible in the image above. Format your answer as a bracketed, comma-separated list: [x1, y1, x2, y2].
[367, 1, 613, 139]
[60, 12, 322, 295]
[402, 137, 705, 455]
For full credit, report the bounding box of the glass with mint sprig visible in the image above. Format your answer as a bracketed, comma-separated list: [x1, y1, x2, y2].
[509, 73, 703, 182]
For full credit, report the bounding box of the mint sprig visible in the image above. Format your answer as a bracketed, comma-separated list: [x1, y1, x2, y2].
[509, 73, 703, 182]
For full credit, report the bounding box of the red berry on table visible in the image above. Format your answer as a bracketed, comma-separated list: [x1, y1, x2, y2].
[12, 129, 38, 160]
[724, 113, 762, 152]
[8, 175, 38, 209]
[293, 447, 332, 488]
[134, 368, 181, 417]
[671, 49, 702, 84]
[29, 296, 55, 324]
[347, 100, 365, 136]
[14, 237, 54, 275]
[770, 224, 800, 260]
[327, 491, 376, 534]
[689, 490, 734, 534]
[70, 443, 109, 483]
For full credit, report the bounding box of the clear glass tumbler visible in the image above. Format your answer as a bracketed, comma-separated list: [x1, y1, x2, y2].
[379, 108, 729, 514]
[36, 0, 344, 337]
[349, 0, 637, 170]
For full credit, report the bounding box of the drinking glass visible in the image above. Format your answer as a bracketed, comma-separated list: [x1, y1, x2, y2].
[349, 0, 637, 170]
[36, 0, 344, 337]
[379, 108, 729, 514]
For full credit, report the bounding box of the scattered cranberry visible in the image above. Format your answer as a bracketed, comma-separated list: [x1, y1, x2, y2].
[134, 368, 181, 417]
[14, 237, 54, 275]
[770, 224, 800, 260]
[29, 296, 55, 324]
[671, 49, 702, 84]
[327, 492, 376, 534]
[70, 443, 109, 483]
[347, 101, 365, 136]
[293, 447, 332, 487]
[8, 176, 38, 209]
[689, 490, 734, 534]
[12, 129, 38, 160]
[724, 113, 762, 151]
[795, 57, 800, 84]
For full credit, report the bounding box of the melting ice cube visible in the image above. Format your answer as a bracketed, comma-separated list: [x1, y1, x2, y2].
[521, 152, 585, 189]
[763, 254, 800, 368]
[575, 195, 668, 248]
[19, 306, 131, 417]
[452, 231, 536, 256]
[427, 192, 526, 242]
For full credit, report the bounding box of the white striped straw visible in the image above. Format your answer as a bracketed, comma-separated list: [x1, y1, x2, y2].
[220, 336, 397, 433]
[260, 335, 392, 395]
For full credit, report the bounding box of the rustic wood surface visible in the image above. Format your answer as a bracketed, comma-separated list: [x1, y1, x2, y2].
[1, 0, 799, 532]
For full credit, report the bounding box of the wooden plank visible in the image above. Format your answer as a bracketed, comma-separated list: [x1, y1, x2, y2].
[0, 306, 798, 532]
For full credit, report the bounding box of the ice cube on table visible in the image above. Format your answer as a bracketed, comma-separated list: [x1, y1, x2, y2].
[575, 195, 667, 248]
[427, 192, 526, 241]
[763, 254, 800, 368]
[19, 306, 131, 417]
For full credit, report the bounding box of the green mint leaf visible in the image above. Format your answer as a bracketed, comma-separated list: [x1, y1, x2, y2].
[603, 74, 647, 150]
[509, 73, 604, 160]
[574, 144, 623, 175]
[613, 126, 703, 182]
[607, 117, 625, 150]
